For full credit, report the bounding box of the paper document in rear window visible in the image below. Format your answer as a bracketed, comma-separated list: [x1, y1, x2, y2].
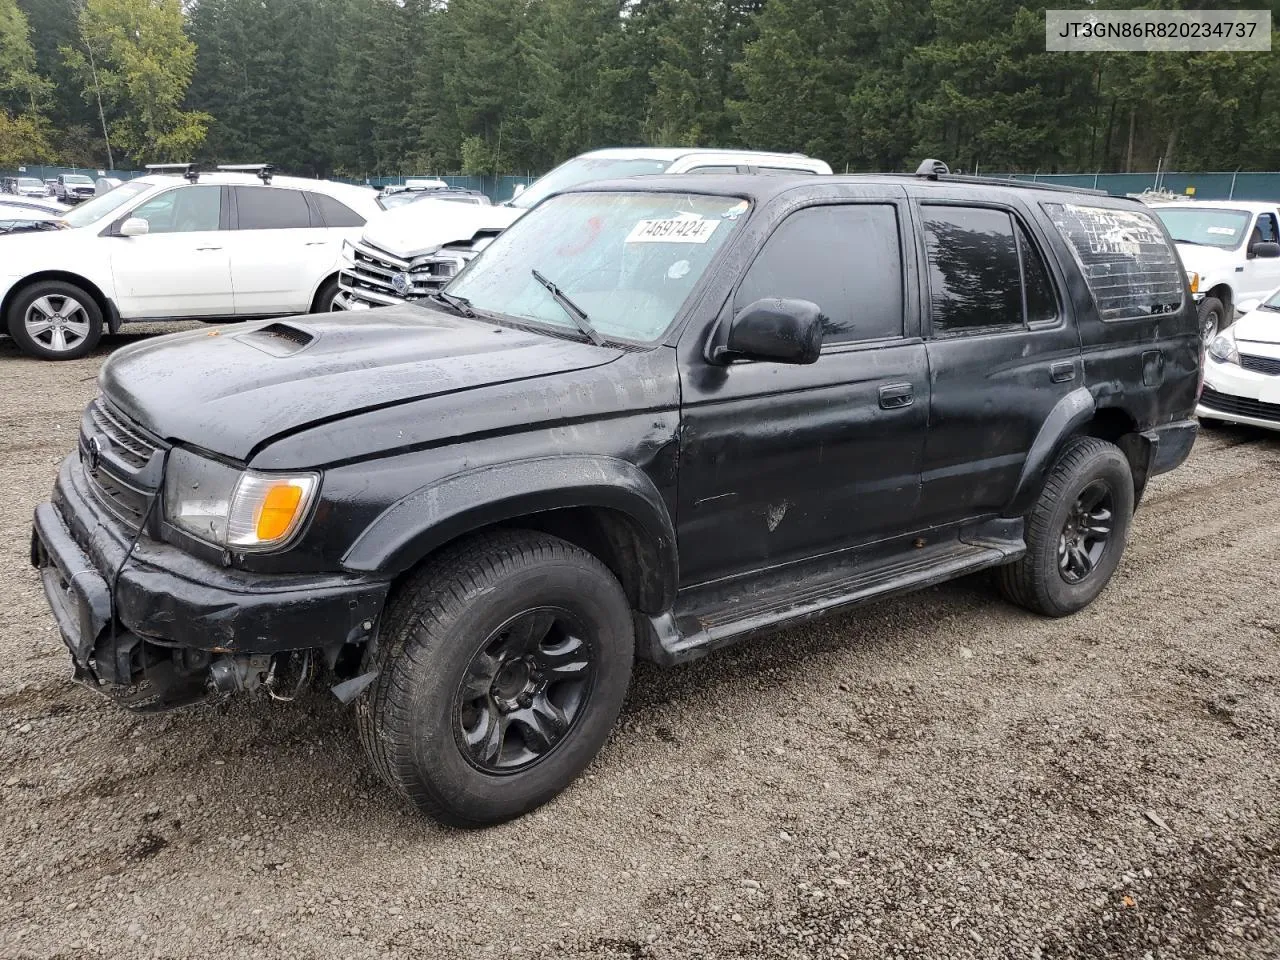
[1042, 203, 1184, 321]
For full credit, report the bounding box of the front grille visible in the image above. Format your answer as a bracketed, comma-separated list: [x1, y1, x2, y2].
[338, 238, 487, 308]
[1240, 354, 1280, 376]
[1200, 386, 1280, 423]
[79, 399, 167, 533]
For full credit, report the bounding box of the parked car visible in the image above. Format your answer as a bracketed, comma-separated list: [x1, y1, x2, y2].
[55, 174, 97, 204]
[1151, 200, 1280, 343]
[0, 201, 66, 235]
[1199, 286, 1280, 430]
[0, 164, 380, 359]
[335, 147, 835, 309]
[94, 176, 123, 196]
[2, 176, 49, 198]
[376, 186, 491, 210]
[31, 165, 1200, 825]
[44, 179, 58, 197]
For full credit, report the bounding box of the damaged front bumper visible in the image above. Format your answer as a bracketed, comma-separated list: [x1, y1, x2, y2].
[31, 455, 390, 710]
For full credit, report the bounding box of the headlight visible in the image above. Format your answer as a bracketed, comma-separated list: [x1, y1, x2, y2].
[163, 448, 318, 551]
[1186, 272, 1200, 293]
[341, 239, 356, 265]
[1207, 328, 1239, 365]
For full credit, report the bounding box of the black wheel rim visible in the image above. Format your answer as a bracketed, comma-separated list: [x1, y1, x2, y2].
[453, 607, 595, 775]
[1058, 480, 1115, 584]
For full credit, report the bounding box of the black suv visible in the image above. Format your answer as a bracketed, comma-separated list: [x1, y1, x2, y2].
[32, 167, 1200, 826]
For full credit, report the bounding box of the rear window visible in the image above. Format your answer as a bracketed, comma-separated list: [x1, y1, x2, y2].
[1042, 202, 1184, 321]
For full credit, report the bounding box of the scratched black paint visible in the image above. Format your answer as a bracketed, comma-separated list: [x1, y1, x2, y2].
[32, 173, 1201, 672]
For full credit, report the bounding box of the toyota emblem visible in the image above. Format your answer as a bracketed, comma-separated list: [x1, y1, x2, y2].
[391, 272, 412, 296]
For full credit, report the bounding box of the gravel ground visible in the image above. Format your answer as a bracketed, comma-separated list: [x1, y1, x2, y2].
[1, 325, 1278, 960]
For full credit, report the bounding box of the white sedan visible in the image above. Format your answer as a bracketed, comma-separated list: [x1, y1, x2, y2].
[1199, 288, 1280, 431]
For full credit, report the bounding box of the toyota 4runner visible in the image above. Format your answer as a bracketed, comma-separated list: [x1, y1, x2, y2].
[32, 165, 1201, 826]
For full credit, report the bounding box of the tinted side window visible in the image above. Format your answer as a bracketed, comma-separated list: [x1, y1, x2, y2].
[236, 186, 312, 229]
[1254, 213, 1279, 244]
[310, 192, 366, 227]
[1018, 223, 1058, 325]
[735, 204, 904, 344]
[130, 185, 222, 234]
[922, 205, 1022, 333]
[686, 165, 741, 174]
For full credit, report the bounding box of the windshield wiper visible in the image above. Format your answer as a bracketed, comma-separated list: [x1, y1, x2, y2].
[531, 269, 605, 346]
[1172, 237, 1210, 246]
[427, 289, 475, 318]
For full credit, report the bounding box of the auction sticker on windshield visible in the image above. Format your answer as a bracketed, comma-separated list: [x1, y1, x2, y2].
[626, 216, 719, 243]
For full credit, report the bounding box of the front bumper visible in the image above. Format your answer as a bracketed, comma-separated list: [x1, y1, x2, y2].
[1196, 358, 1280, 432]
[32, 455, 391, 671]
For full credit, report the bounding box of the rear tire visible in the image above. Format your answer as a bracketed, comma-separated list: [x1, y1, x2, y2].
[311, 277, 341, 313]
[357, 530, 634, 827]
[997, 437, 1134, 617]
[6, 280, 103, 360]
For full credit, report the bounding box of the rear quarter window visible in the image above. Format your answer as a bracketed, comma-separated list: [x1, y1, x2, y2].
[1042, 202, 1184, 321]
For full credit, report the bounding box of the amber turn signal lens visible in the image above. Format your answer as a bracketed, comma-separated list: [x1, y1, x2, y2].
[255, 484, 305, 542]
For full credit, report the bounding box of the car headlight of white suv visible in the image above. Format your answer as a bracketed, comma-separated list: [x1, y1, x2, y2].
[1207, 326, 1239, 365]
[163, 447, 319, 550]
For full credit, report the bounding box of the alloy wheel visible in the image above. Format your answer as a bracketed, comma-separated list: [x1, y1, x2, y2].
[1200, 310, 1220, 345]
[1058, 479, 1115, 584]
[24, 294, 92, 354]
[453, 607, 595, 774]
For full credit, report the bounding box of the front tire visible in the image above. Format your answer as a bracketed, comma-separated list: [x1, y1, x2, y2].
[997, 437, 1134, 617]
[357, 530, 634, 827]
[6, 280, 103, 360]
[1198, 296, 1225, 345]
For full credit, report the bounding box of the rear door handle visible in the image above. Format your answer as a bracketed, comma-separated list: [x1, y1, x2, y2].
[878, 383, 914, 410]
[304, 241, 327, 246]
[195, 246, 222, 251]
[1050, 361, 1076, 383]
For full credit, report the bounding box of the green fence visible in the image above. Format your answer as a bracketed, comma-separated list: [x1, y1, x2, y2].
[5, 165, 1278, 203]
[992, 170, 1280, 201]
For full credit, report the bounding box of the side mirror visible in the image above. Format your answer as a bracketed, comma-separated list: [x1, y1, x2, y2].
[119, 217, 150, 237]
[710, 298, 824, 365]
[1236, 298, 1262, 315]
[1248, 241, 1280, 259]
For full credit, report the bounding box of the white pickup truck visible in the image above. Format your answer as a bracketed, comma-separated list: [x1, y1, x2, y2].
[1150, 201, 1280, 343]
[334, 147, 833, 310]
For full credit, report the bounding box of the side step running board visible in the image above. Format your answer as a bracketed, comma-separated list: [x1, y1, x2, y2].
[639, 539, 1020, 666]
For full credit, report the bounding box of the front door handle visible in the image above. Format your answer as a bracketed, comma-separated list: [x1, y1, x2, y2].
[1050, 361, 1076, 383]
[304, 241, 327, 246]
[195, 246, 223, 251]
[878, 383, 915, 410]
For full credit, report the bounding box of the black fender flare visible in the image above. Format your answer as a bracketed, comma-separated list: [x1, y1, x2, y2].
[341, 455, 678, 612]
[1004, 387, 1096, 517]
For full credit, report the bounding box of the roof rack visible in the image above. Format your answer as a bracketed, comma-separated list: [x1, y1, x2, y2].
[217, 163, 275, 185]
[906, 158, 1107, 197]
[145, 162, 201, 183]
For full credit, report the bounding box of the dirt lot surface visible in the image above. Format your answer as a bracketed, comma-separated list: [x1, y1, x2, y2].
[1, 325, 1278, 960]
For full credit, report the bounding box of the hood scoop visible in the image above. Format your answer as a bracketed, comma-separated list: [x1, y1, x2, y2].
[236, 322, 316, 357]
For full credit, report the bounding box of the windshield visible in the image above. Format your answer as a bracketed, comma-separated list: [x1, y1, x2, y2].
[447, 190, 747, 343]
[1261, 288, 1280, 311]
[509, 157, 673, 209]
[64, 175, 94, 185]
[1155, 208, 1252, 249]
[61, 180, 152, 228]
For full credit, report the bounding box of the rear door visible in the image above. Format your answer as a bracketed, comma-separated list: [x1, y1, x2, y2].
[908, 192, 1081, 524]
[108, 184, 234, 319]
[677, 186, 930, 584]
[228, 185, 332, 315]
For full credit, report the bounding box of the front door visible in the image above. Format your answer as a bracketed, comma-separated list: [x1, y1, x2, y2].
[1239, 211, 1280, 302]
[109, 185, 234, 319]
[677, 193, 930, 586]
[910, 197, 1082, 523]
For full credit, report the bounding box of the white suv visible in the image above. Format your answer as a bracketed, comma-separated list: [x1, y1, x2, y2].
[1150, 201, 1280, 343]
[1, 166, 380, 360]
[336, 147, 833, 309]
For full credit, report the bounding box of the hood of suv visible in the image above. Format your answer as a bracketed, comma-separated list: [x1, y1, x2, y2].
[362, 198, 524, 259]
[100, 304, 623, 461]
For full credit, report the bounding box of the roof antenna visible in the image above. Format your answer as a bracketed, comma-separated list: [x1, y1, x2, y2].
[914, 159, 950, 181]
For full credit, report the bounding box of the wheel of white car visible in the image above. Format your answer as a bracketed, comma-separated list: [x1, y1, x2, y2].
[311, 277, 343, 313]
[6, 280, 104, 360]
